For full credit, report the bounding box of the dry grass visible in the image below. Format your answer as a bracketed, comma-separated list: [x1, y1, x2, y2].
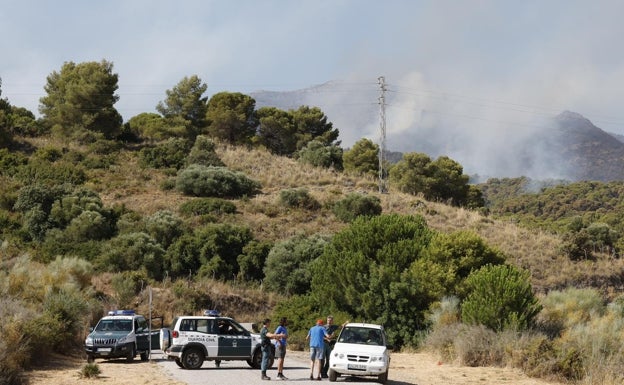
[23, 137, 624, 297]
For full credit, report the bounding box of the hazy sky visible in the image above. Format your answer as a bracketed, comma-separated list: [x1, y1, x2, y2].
[2, 0, 624, 146]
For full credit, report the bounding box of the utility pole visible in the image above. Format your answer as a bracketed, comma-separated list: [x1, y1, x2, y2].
[378, 76, 387, 193]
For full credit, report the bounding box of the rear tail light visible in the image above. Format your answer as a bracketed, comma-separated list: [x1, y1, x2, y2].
[172, 331, 179, 338]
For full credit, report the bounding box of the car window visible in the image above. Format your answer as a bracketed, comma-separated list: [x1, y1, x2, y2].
[338, 327, 384, 346]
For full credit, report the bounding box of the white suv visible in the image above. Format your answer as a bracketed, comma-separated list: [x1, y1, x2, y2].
[161, 312, 273, 370]
[328, 323, 392, 383]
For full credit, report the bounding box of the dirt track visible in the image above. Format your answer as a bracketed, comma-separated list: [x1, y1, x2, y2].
[28, 350, 562, 385]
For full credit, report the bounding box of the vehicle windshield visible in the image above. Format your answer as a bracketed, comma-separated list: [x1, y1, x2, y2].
[338, 326, 384, 346]
[95, 319, 133, 332]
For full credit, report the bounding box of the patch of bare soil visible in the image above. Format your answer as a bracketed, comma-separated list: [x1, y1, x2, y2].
[27, 351, 563, 385]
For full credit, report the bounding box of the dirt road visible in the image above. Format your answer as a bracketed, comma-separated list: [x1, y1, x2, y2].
[27, 350, 562, 385]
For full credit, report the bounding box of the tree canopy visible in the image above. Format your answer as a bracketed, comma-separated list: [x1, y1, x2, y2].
[156, 75, 208, 136]
[39, 60, 122, 139]
[205, 92, 257, 145]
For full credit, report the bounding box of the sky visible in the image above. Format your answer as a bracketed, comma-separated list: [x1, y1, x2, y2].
[2, 0, 624, 177]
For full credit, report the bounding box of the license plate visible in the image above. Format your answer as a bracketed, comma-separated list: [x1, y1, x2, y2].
[98, 348, 111, 352]
[348, 363, 366, 370]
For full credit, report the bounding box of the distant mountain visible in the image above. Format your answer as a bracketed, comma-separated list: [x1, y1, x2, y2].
[251, 83, 624, 182]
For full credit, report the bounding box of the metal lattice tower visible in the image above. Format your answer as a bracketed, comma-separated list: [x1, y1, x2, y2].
[378, 76, 387, 193]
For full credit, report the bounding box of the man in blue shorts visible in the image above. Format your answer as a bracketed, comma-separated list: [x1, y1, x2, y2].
[306, 319, 330, 381]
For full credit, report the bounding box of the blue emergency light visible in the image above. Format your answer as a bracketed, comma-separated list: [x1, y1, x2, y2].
[204, 309, 220, 316]
[107, 309, 136, 316]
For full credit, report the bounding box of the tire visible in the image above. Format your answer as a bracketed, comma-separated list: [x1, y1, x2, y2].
[328, 369, 337, 382]
[87, 355, 95, 363]
[250, 348, 262, 369]
[140, 351, 149, 361]
[126, 345, 135, 362]
[181, 348, 204, 369]
[159, 328, 171, 351]
[175, 358, 184, 368]
[250, 346, 275, 369]
[377, 369, 388, 384]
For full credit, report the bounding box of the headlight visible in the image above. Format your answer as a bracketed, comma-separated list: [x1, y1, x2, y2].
[117, 335, 128, 344]
[370, 356, 385, 362]
[85, 337, 93, 346]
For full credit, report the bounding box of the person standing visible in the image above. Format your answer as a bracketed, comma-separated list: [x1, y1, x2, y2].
[321, 315, 341, 378]
[260, 318, 283, 380]
[274, 317, 288, 380]
[306, 319, 330, 380]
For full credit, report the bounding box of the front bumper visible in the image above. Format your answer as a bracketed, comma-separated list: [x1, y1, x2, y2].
[85, 342, 133, 359]
[329, 359, 388, 377]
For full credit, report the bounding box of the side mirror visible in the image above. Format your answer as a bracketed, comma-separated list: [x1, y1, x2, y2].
[89, 327, 94, 332]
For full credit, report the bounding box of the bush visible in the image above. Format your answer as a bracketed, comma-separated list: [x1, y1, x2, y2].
[179, 198, 237, 216]
[96, 232, 166, 280]
[186, 135, 225, 167]
[139, 137, 191, 170]
[263, 234, 330, 295]
[278, 188, 319, 210]
[461, 264, 541, 332]
[176, 165, 260, 198]
[332, 193, 381, 222]
[111, 271, 149, 308]
[165, 223, 253, 280]
[79, 363, 101, 378]
[145, 210, 184, 248]
[297, 140, 343, 170]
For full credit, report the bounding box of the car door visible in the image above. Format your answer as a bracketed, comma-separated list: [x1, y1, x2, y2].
[135, 317, 150, 351]
[217, 319, 252, 358]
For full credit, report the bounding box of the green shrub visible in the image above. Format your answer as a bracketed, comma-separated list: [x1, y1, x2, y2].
[111, 271, 149, 308]
[0, 148, 28, 177]
[237, 240, 273, 282]
[165, 223, 253, 280]
[87, 139, 122, 155]
[278, 188, 319, 210]
[96, 232, 165, 280]
[15, 158, 86, 186]
[139, 137, 191, 170]
[145, 210, 184, 248]
[186, 135, 225, 167]
[461, 264, 541, 331]
[176, 165, 260, 198]
[297, 140, 343, 170]
[179, 198, 237, 216]
[332, 193, 381, 222]
[537, 287, 605, 333]
[264, 234, 330, 295]
[79, 363, 101, 378]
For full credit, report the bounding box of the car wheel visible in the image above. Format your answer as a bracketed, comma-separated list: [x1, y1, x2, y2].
[175, 358, 184, 368]
[328, 369, 337, 382]
[87, 355, 95, 363]
[250, 348, 262, 369]
[182, 348, 204, 369]
[377, 369, 388, 384]
[126, 345, 135, 362]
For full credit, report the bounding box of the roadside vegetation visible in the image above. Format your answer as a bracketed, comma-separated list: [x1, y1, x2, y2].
[2, 63, 624, 385]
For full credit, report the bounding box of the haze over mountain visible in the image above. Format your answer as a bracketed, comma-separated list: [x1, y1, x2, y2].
[251, 82, 624, 182]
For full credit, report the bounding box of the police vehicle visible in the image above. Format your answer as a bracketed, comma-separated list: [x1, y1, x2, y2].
[85, 310, 160, 362]
[161, 310, 274, 370]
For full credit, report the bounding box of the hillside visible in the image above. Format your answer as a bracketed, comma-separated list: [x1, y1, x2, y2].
[80, 139, 624, 296]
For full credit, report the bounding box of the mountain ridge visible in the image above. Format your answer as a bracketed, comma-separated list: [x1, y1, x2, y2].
[251, 83, 624, 182]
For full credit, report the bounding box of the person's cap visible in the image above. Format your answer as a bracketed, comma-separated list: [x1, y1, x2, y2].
[317, 319, 324, 325]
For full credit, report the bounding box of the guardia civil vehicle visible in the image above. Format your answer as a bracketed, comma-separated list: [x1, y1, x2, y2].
[161, 310, 273, 369]
[85, 310, 160, 362]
